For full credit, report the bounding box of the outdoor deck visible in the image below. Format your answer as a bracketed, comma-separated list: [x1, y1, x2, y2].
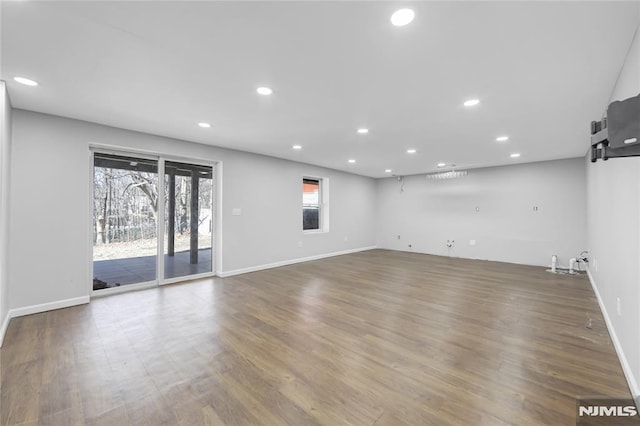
[93, 248, 212, 288]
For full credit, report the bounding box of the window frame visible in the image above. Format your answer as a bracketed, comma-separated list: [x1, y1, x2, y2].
[302, 176, 329, 234]
[88, 146, 220, 297]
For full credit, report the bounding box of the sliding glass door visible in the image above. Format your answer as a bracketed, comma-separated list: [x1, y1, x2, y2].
[92, 153, 159, 290]
[163, 161, 213, 280]
[92, 152, 215, 292]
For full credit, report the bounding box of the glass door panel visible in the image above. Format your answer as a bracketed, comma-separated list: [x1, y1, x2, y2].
[92, 153, 159, 290]
[164, 161, 213, 280]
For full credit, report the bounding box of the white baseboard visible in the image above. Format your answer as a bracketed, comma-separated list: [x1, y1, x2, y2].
[0, 296, 90, 347]
[0, 311, 10, 348]
[219, 246, 377, 277]
[587, 269, 640, 403]
[9, 295, 90, 318]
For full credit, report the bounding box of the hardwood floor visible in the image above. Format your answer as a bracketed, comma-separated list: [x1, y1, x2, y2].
[0, 249, 632, 425]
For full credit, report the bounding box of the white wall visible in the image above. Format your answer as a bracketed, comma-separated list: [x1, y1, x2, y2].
[0, 81, 12, 344]
[586, 18, 640, 402]
[8, 110, 376, 310]
[376, 158, 587, 267]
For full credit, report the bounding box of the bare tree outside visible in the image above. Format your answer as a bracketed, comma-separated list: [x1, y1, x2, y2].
[93, 166, 159, 259]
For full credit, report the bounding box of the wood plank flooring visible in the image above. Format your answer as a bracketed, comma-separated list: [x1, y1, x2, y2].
[0, 249, 633, 425]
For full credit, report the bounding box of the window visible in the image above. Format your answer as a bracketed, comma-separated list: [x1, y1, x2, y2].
[163, 161, 214, 280]
[92, 153, 159, 289]
[91, 150, 217, 293]
[303, 178, 321, 231]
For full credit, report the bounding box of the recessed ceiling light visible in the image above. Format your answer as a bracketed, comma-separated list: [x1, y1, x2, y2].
[385, 169, 392, 173]
[496, 136, 509, 142]
[198, 122, 211, 128]
[463, 99, 480, 107]
[391, 8, 415, 26]
[348, 159, 356, 163]
[292, 145, 302, 150]
[407, 149, 417, 154]
[437, 162, 446, 167]
[130, 162, 138, 166]
[256, 87, 273, 95]
[14, 76, 38, 86]
[357, 128, 369, 134]
[510, 153, 521, 158]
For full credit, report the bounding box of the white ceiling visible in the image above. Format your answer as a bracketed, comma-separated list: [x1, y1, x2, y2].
[2, 1, 639, 177]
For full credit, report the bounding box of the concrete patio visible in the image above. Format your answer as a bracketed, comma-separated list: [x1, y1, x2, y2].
[93, 248, 212, 289]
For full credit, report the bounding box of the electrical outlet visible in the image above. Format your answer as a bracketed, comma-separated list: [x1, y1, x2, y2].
[617, 297, 621, 316]
[298, 241, 303, 248]
[469, 239, 476, 246]
[344, 235, 348, 242]
[397, 235, 401, 240]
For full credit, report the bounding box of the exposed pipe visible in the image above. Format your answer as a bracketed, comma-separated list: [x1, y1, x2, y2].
[569, 258, 577, 274]
[551, 255, 558, 273]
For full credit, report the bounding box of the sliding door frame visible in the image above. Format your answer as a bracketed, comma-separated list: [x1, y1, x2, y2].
[159, 157, 217, 286]
[88, 145, 220, 297]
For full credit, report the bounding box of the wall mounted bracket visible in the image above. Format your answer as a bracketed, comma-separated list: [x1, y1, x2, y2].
[591, 93, 640, 162]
